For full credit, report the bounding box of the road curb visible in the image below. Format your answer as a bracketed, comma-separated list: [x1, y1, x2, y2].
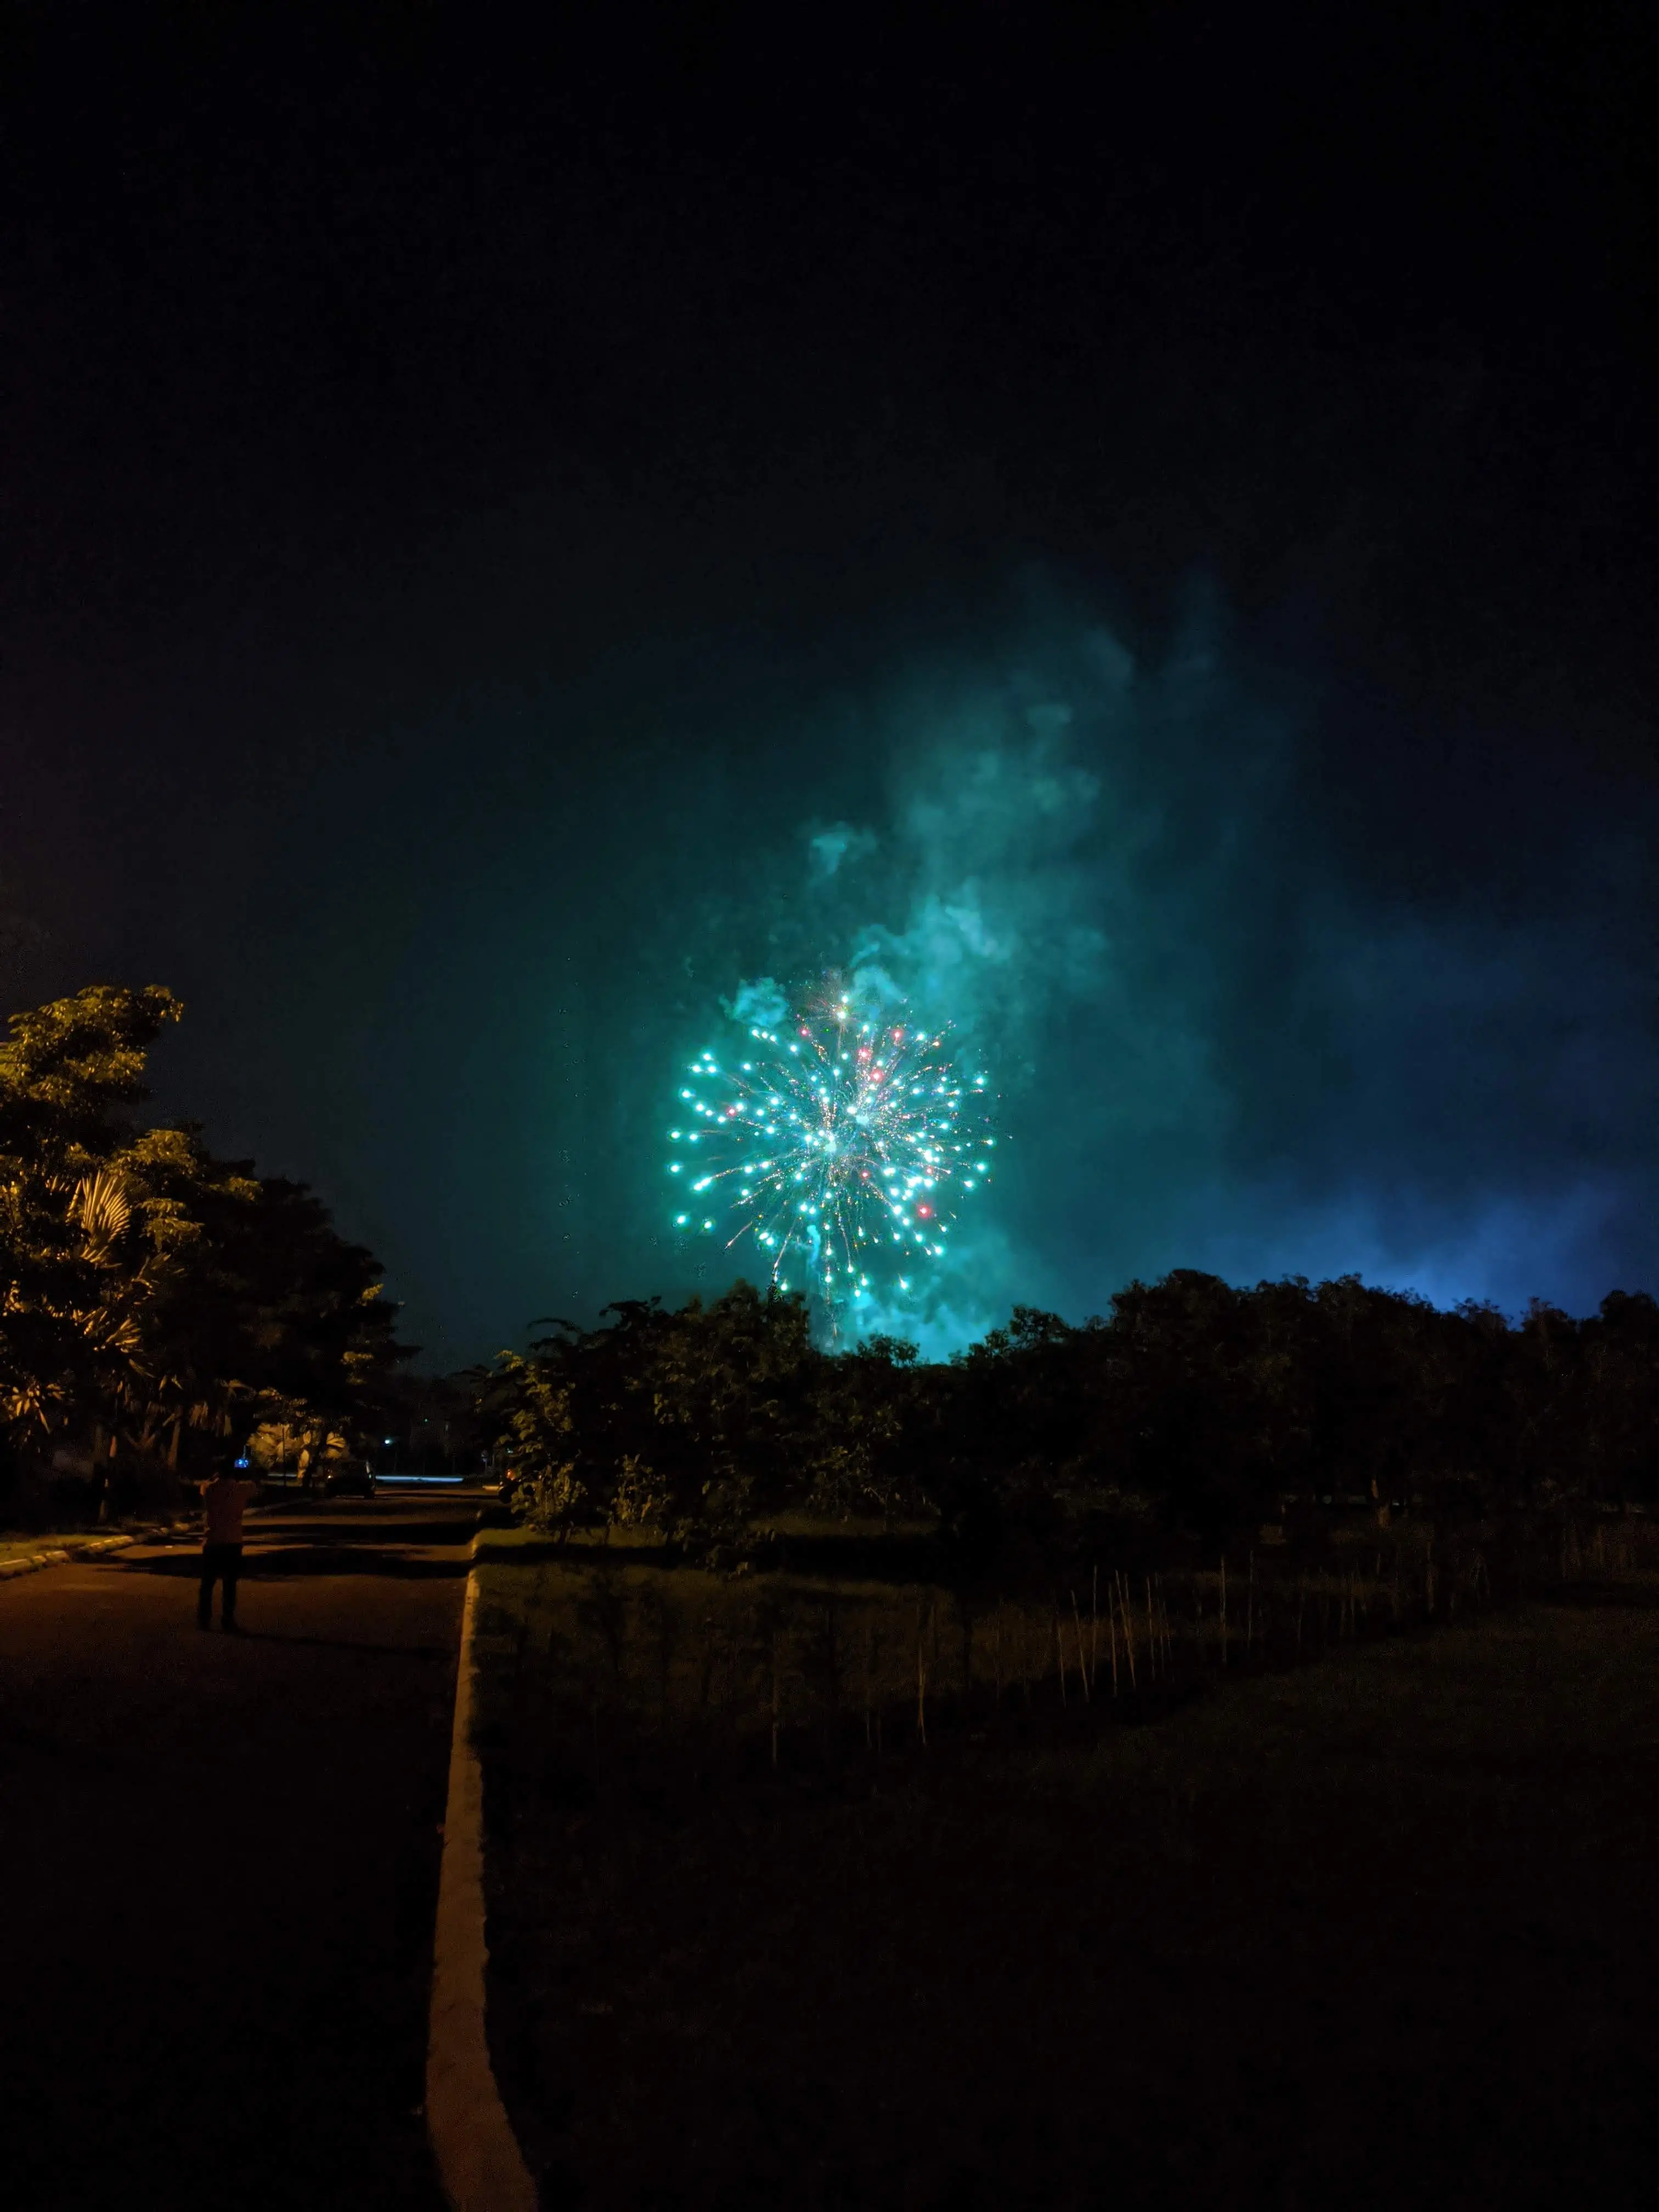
[426, 1536, 538, 2211]
[0, 1533, 135, 1582]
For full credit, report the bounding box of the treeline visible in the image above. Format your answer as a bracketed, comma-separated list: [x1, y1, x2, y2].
[0, 986, 407, 1523]
[484, 1270, 1659, 1555]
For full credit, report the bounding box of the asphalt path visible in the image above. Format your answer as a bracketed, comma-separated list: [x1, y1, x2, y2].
[0, 1493, 480, 2211]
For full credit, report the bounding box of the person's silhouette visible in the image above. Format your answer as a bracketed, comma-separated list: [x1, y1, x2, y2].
[198, 1458, 260, 1631]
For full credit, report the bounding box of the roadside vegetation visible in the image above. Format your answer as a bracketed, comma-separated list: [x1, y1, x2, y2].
[470, 1278, 1659, 2204]
[0, 1530, 129, 1565]
[474, 1522, 1659, 2208]
[480, 1268, 1659, 1559]
[0, 985, 408, 1529]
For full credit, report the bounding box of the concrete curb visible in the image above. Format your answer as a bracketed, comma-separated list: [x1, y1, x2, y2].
[426, 1538, 538, 2211]
[0, 1533, 135, 1582]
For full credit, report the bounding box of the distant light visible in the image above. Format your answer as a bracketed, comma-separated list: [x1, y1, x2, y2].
[234, 1457, 251, 1470]
[383, 1437, 396, 1446]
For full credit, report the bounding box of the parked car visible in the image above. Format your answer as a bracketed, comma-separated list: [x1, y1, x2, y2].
[324, 1463, 377, 1499]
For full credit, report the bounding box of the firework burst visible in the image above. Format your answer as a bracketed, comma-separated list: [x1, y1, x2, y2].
[667, 985, 995, 1313]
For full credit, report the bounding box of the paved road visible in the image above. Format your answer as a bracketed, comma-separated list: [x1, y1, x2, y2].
[0, 1495, 479, 2211]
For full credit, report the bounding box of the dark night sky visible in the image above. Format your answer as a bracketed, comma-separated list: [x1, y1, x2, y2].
[2, 1, 1655, 1363]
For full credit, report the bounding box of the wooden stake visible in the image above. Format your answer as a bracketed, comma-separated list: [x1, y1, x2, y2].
[1071, 1590, 1092, 1702]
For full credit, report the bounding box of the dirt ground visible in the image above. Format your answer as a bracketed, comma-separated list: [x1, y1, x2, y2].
[479, 1562, 1659, 2211]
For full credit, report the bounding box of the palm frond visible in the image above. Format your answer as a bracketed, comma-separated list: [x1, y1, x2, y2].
[72, 1167, 133, 1261]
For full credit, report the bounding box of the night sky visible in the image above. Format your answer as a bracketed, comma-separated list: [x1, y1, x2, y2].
[2, 3, 1655, 1363]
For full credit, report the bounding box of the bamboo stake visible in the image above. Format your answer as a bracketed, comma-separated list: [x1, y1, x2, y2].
[1145, 1576, 1156, 1684]
[1220, 1556, 1228, 1667]
[864, 1616, 874, 1750]
[1056, 1609, 1068, 1706]
[1117, 1573, 1137, 1691]
[1071, 1590, 1092, 1702]
[1108, 1589, 1119, 1697]
[1091, 1566, 1099, 1691]
[916, 1601, 929, 1746]
[1245, 1551, 1255, 1658]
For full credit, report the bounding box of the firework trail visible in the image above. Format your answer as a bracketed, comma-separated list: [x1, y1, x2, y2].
[668, 983, 995, 1316]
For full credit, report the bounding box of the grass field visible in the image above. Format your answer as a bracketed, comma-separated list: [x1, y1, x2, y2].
[474, 1532, 1659, 2210]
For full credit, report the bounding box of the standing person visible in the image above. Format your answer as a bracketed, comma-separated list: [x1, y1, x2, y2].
[198, 1456, 261, 1632]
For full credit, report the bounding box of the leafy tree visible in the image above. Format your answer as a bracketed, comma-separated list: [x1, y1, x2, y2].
[482, 1346, 586, 1537]
[172, 1169, 409, 1470]
[1096, 1272, 1289, 1536]
[483, 1262, 1659, 1563]
[1579, 1290, 1659, 1502]
[0, 985, 407, 1513]
[483, 1283, 820, 1548]
[808, 1333, 924, 1526]
[0, 986, 189, 1463]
